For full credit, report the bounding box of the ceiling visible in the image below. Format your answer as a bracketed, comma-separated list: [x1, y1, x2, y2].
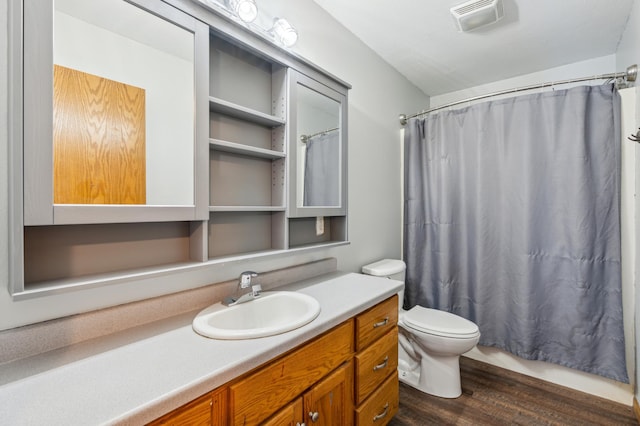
[311, 0, 635, 96]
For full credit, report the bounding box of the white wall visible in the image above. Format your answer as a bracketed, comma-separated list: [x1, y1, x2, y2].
[616, 0, 640, 405]
[0, 0, 428, 330]
[260, 0, 430, 270]
[430, 56, 636, 405]
[430, 55, 617, 107]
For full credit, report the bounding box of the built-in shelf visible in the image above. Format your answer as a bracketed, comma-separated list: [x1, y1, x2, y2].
[209, 139, 285, 159]
[12, 0, 349, 300]
[209, 97, 285, 128]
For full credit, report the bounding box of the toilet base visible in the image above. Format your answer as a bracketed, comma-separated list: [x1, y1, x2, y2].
[397, 354, 463, 399]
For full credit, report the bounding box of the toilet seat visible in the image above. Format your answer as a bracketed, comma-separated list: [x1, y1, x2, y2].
[403, 306, 479, 338]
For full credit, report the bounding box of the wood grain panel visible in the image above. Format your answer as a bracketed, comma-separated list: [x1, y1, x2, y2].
[262, 397, 303, 426]
[147, 391, 212, 425]
[304, 361, 354, 426]
[230, 320, 354, 425]
[355, 296, 398, 351]
[211, 386, 228, 426]
[355, 374, 398, 426]
[355, 328, 398, 405]
[53, 65, 146, 204]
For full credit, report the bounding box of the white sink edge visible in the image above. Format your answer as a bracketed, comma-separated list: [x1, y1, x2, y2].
[192, 291, 321, 340]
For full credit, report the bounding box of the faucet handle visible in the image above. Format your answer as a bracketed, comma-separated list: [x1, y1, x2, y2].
[251, 284, 262, 298]
[239, 271, 258, 288]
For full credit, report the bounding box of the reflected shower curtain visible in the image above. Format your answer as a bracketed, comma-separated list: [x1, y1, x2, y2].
[304, 131, 340, 206]
[403, 84, 628, 382]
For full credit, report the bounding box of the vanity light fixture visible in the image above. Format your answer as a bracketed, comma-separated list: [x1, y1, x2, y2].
[227, 0, 258, 23]
[271, 18, 298, 47]
[192, 0, 298, 48]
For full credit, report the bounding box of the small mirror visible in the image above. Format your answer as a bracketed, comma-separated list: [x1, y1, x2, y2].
[289, 70, 347, 218]
[296, 84, 341, 207]
[53, 0, 194, 206]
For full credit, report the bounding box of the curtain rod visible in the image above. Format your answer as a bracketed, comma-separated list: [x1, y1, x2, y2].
[300, 127, 339, 143]
[399, 64, 638, 126]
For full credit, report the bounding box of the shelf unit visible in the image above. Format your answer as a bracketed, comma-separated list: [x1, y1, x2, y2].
[12, 0, 351, 299]
[206, 34, 288, 260]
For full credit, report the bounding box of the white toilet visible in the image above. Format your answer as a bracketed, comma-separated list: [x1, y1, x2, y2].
[362, 259, 480, 398]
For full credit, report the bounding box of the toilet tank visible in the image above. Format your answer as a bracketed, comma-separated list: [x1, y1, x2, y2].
[362, 259, 406, 311]
[361, 259, 406, 281]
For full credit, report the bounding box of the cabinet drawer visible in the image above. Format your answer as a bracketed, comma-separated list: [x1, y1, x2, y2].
[355, 296, 398, 351]
[230, 320, 354, 425]
[355, 328, 398, 404]
[355, 374, 399, 426]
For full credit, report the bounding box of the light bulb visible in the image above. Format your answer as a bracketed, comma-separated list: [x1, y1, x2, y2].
[227, 0, 258, 23]
[272, 18, 298, 47]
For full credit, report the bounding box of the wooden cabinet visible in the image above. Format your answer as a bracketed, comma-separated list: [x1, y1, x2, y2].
[264, 361, 353, 426]
[353, 296, 399, 426]
[355, 375, 398, 426]
[303, 361, 353, 426]
[355, 296, 398, 351]
[230, 320, 353, 425]
[262, 397, 303, 426]
[355, 328, 399, 405]
[147, 386, 227, 426]
[149, 298, 398, 426]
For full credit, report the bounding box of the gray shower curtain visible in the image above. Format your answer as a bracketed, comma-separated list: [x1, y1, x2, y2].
[403, 84, 628, 382]
[304, 131, 340, 206]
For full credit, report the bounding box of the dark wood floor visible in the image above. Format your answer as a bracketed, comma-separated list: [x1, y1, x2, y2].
[388, 357, 637, 426]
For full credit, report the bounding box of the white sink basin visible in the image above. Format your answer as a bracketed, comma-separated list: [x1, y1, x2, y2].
[192, 291, 321, 339]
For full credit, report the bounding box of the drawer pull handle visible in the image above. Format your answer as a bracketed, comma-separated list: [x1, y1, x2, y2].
[373, 356, 389, 371]
[373, 317, 389, 328]
[309, 411, 320, 422]
[373, 403, 389, 422]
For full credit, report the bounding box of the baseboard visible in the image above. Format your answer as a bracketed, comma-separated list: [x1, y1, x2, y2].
[634, 397, 640, 423]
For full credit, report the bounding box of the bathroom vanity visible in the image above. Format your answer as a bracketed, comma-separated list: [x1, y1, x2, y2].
[0, 271, 402, 425]
[152, 295, 399, 425]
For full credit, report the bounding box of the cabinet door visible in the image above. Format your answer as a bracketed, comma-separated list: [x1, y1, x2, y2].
[148, 392, 212, 426]
[230, 321, 353, 425]
[148, 386, 227, 426]
[263, 397, 304, 426]
[303, 361, 353, 426]
[22, 0, 209, 226]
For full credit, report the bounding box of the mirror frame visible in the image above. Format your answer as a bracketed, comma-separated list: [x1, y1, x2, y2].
[288, 70, 348, 218]
[20, 0, 209, 225]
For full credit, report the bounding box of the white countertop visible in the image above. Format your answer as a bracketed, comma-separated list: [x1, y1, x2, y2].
[0, 272, 402, 425]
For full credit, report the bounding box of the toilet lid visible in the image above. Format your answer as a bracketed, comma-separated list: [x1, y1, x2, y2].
[403, 306, 479, 338]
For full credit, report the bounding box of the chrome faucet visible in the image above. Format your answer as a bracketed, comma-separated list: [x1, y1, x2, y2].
[223, 271, 261, 306]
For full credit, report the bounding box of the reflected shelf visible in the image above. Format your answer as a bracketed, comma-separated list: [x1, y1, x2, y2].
[209, 139, 285, 159]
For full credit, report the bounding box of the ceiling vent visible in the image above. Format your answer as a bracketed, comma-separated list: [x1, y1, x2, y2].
[450, 0, 504, 32]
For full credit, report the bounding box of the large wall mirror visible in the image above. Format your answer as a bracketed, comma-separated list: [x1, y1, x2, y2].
[289, 71, 347, 218]
[21, 0, 208, 225]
